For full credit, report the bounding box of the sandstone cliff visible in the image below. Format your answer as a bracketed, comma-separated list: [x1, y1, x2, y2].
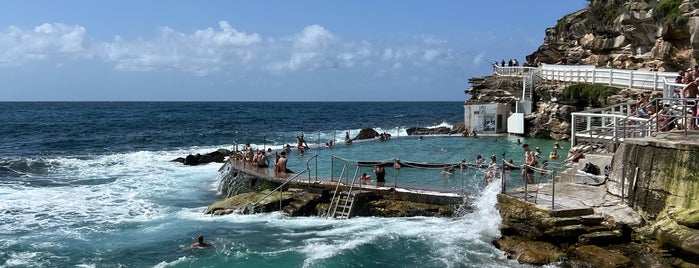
[529, 0, 699, 71]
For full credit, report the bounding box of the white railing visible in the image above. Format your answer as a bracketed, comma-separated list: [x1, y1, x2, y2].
[493, 64, 684, 99]
[571, 110, 652, 148]
[539, 64, 678, 92]
[492, 65, 538, 77]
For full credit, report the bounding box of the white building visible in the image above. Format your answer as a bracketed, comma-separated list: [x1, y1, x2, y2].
[463, 103, 510, 134]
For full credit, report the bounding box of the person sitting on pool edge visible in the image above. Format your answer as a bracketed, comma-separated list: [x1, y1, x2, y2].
[191, 235, 212, 248]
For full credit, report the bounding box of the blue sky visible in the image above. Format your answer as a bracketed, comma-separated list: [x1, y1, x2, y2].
[0, 1, 587, 101]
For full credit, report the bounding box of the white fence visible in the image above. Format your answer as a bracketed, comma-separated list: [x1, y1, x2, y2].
[570, 104, 652, 148]
[493, 64, 682, 99]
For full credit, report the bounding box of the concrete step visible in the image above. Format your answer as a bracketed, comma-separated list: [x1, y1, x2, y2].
[550, 208, 594, 218]
[577, 230, 625, 246]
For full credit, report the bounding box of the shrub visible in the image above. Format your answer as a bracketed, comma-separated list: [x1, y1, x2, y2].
[653, 0, 683, 22]
[562, 83, 619, 107]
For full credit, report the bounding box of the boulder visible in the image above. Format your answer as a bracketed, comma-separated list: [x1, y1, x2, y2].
[354, 128, 379, 140]
[173, 149, 231, 166]
[494, 237, 565, 266]
[573, 245, 632, 268]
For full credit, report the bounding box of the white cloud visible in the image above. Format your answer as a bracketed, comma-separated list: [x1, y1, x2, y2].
[473, 52, 486, 65]
[0, 21, 464, 77]
[99, 21, 261, 75]
[0, 23, 87, 66]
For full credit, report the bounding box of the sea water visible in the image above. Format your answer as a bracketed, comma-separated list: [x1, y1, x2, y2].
[0, 102, 563, 267]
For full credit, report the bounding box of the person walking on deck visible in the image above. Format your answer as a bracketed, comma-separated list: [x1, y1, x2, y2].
[521, 144, 537, 184]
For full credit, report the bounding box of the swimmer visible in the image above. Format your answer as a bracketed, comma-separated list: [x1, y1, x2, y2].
[191, 235, 212, 248]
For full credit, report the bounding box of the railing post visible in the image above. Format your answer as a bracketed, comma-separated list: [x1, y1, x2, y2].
[592, 69, 597, 84]
[654, 72, 658, 91]
[629, 71, 633, 88]
[609, 69, 613, 85]
[571, 114, 576, 146]
[551, 170, 556, 211]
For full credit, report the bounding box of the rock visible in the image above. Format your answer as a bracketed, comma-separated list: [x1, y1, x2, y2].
[368, 199, 453, 217]
[175, 149, 231, 166]
[573, 245, 632, 268]
[282, 192, 321, 217]
[494, 237, 565, 266]
[450, 121, 466, 134]
[205, 189, 295, 215]
[354, 128, 379, 140]
[406, 127, 450, 136]
[526, 0, 699, 71]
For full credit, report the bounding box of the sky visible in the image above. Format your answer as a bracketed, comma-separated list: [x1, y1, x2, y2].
[0, 1, 588, 101]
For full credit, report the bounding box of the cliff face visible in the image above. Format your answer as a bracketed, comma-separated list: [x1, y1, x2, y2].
[528, 0, 699, 70]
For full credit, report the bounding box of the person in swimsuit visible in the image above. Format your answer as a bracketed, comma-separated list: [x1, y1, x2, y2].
[373, 165, 386, 185]
[191, 235, 212, 248]
[521, 144, 537, 184]
[275, 152, 288, 175]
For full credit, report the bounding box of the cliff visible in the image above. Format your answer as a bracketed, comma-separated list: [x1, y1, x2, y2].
[528, 0, 699, 71]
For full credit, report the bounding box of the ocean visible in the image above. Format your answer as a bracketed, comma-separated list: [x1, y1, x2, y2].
[0, 102, 562, 267]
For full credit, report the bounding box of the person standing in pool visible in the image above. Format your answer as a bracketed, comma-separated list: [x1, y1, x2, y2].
[373, 165, 386, 186]
[275, 152, 288, 175]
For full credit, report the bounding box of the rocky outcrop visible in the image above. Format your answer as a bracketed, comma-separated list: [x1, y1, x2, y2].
[528, 0, 699, 71]
[354, 128, 379, 140]
[172, 149, 231, 166]
[465, 76, 521, 106]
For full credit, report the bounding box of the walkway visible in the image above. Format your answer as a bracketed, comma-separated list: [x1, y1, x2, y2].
[220, 158, 467, 199]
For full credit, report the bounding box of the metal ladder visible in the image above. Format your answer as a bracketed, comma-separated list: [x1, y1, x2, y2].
[327, 165, 360, 219]
[330, 191, 356, 219]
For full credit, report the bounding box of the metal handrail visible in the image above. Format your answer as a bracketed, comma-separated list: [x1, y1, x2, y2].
[501, 159, 559, 210]
[250, 153, 318, 209]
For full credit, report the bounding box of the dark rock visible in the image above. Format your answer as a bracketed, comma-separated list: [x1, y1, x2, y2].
[176, 149, 231, 166]
[406, 127, 450, 136]
[354, 128, 379, 140]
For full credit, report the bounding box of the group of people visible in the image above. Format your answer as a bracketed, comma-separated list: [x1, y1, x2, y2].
[235, 143, 289, 176]
[359, 164, 387, 186]
[497, 59, 519, 67]
[375, 132, 392, 141]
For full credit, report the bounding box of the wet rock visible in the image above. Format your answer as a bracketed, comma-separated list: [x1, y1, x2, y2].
[406, 127, 450, 136]
[368, 199, 453, 217]
[205, 189, 295, 215]
[573, 245, 632, 268]
[494, 237, 565, 266]
[173, 149, 231, 166]
[354, 128, 379, 140]
[282, 192, 321, 217]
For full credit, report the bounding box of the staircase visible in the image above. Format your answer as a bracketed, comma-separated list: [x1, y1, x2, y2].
[547, 208, 625, 246]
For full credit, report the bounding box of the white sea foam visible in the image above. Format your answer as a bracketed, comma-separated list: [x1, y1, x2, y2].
[172, 177, 508, 268]
[0, 149, 221, 238]
[153, 256, 190, 268]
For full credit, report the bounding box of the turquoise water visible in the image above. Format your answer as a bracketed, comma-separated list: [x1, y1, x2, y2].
[0, 102, 565, 267]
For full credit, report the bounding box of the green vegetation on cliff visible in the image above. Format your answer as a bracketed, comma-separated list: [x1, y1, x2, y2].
[653, 0, 683, 22]
[562, 83, 618, 107]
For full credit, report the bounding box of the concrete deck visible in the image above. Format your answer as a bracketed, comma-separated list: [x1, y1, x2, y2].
[509, 182, 642, 226]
